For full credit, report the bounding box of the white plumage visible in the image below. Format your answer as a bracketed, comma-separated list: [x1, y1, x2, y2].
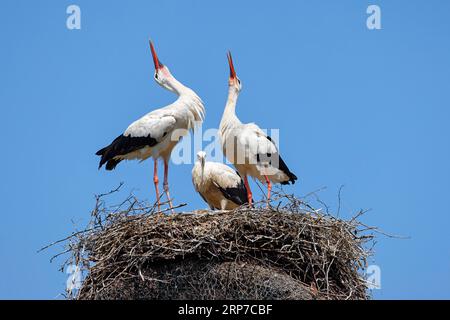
[122, 91, 204, 161]
[96, 41, 204, 210]
[219, 52, 297, 205]
[192, 151, 248, 210]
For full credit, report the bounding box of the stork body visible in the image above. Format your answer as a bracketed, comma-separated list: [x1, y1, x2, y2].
[219, 53, 297, 205]
[96, 41, 205, 210]
[97, 93, 204, 170]
[192, 151, 248, 210]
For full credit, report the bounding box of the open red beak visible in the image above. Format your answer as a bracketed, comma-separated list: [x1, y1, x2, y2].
[149, 40, 164, 70]
[227, 51, 236, 79]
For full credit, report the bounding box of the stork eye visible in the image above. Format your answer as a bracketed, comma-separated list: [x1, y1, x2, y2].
[154, 73, 159, 80]
[237, 79, 241, 85]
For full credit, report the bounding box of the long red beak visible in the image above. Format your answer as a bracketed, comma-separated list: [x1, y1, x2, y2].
[227, 51, 236, 79]
[149, 40, 163, 70]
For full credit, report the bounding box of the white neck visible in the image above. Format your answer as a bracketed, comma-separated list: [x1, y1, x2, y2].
[200, 162, 205, 182]
[193, 160, 206, 188]
[166, 76, 194, 97]
[220, 86, 241, 131]
[164, 75, 205, 128]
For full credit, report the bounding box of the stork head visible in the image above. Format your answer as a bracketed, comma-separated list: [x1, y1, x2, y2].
[196, 151, 206, 167]
[149, 40, 176, 92]
[227, 51, 242, 92]
[196, 151, 206, 180]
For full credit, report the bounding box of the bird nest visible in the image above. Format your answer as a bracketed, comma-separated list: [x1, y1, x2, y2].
[50, 186, 375, 300]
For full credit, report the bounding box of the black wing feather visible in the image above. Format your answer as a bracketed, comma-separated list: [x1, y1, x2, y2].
[96, 134, 158, 170]
[278, 155, 297, 185]
[216, 175, 249, 206]
[257, 136, 298, 185]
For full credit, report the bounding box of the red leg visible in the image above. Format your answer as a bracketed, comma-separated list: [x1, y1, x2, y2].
[243, 175, 253, 206]
[163, 159, 174, 212]
[264, 175, 272, 207]
[153, 160, 161, 211]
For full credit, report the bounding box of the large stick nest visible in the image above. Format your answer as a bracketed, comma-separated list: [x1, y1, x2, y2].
[55, 187, 374, 300]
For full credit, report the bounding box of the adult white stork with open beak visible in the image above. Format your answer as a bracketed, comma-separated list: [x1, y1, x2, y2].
[96, 41, 205, 211]
[219, 52, 297, 205]
[192, 151, 248, 210]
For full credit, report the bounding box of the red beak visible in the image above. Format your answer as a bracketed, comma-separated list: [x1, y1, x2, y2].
[227, 51, 236, 79]
[149, 40, 163, 70]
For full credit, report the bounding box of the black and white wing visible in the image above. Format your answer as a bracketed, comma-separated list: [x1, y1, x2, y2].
[96, 114, 176, 170]
[211, 164, 248, 206]
[237, 123, 297, 184]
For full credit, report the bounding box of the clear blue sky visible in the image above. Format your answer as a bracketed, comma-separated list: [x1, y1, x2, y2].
[1, 0, 449, 299]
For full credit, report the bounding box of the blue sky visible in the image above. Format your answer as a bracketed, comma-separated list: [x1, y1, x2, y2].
[1, 0, 449, 299]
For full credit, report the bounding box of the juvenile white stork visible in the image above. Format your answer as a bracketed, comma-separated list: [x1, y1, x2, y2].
[96, 41, 205, 210]
[192, 151, 248, 210]
[219, 52, 297, 205]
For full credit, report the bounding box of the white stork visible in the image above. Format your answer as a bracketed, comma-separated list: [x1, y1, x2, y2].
[192, 151, 248, 210]
[219, 52, 297, 205]
[96, 41, 205, 210]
